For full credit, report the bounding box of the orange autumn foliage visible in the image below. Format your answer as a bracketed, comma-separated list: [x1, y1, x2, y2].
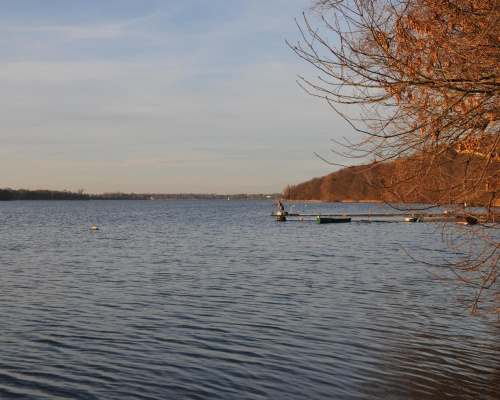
[291, 0, 500, 315]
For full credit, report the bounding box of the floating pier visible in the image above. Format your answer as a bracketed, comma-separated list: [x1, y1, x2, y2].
[271, 211, 498, 225]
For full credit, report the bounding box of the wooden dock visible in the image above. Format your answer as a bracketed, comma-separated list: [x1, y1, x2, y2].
[271, 212, 499, 223]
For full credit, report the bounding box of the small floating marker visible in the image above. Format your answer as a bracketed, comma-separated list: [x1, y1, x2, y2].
[91, 226, 99, 230]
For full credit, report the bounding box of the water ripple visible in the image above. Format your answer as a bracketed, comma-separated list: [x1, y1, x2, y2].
[0, 200, 499, 399]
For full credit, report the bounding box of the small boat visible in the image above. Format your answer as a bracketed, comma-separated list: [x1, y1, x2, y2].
[405, 216, 422, 222]
[276, 211, 287, 222]
[456, 216, 478, 226]
[317, 216, 351, 224]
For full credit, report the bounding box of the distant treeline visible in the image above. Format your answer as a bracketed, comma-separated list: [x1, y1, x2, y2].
[0, 188, 279, 201]
[283, 166, 383, 203]
[283, 149, 500, 206]
[0, 189, 89, 201]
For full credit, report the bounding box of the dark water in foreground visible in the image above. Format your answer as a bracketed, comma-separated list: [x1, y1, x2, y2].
[0, 200, 498, 399]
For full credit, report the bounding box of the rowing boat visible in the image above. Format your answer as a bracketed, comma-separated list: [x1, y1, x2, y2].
[317, 216, 351, 224]
[456, 216, 478, 226]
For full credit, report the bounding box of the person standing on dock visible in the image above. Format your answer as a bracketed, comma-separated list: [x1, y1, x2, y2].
[275, 200, 287, 221]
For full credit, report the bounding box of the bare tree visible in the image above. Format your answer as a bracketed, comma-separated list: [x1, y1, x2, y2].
[290, 0, 500, 315]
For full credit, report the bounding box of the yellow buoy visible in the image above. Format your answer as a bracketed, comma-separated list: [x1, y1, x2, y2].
[91, 226, 99, 230]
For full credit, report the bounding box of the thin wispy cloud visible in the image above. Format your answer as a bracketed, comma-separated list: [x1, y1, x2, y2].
[0, 0, 347, 193]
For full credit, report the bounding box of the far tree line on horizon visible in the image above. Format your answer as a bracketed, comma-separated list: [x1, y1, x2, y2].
[0, 188, 279, 201]
[290, 0, 500, 315]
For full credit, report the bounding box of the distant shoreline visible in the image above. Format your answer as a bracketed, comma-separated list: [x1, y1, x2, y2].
[0, 188, 281, 201]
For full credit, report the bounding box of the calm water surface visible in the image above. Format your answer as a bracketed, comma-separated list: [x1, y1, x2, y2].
[0, 200, 498, 399]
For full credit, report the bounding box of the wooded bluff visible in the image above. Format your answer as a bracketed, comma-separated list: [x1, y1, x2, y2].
[283, 149, 500, 206]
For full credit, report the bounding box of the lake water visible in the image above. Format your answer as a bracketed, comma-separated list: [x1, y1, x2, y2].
[0, 200, 498, 399]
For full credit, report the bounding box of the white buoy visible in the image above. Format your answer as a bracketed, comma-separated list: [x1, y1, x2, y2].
[91, 226, 99, 230]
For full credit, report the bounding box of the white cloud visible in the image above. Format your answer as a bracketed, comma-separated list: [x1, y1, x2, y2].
[0, 23, 126, 41]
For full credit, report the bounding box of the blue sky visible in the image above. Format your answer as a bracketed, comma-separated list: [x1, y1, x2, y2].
[0, 0, 350, 194]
